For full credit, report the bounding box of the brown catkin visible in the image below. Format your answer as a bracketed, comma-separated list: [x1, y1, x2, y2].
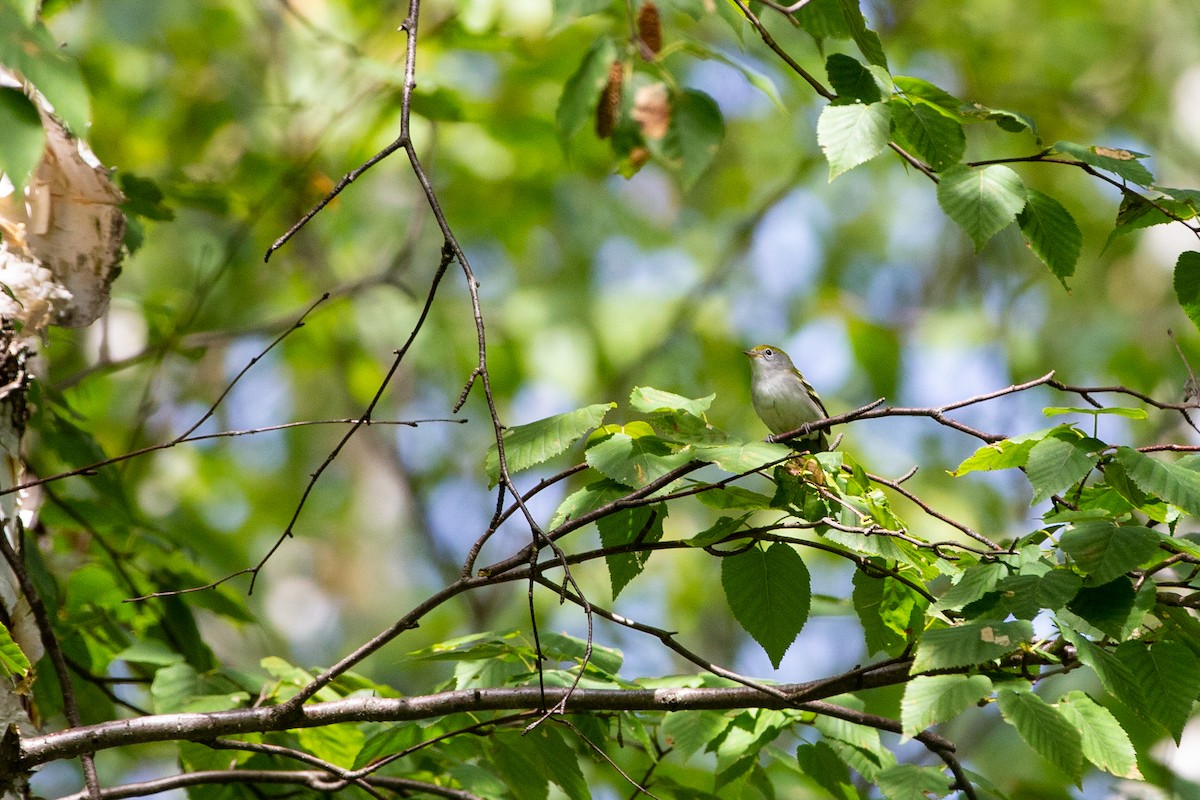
[637, 2, 662, 56]
[595, 61, 623, 139]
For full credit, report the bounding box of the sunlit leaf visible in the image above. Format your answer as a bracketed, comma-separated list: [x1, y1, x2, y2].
[911, 620, 1033, 672]
[937, 163, 1028, 250]
[485, 403, 615, 486]
[900, 674, 993, 739]
[997, 689, 1083, 782]
[817, 101, 891, 179]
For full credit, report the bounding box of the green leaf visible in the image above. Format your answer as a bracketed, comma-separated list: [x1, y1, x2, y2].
[876, 764, 953, 800]
[0, 87, 44, 195]
[0, 622, 29, 678]
[1064, 578, 1146, 640]
[1059, 521, 1160, 585]
[901, 674, 993, 739]
[696, 485, 773, 510]
[1043, 406, 1147, 419]
[1018, 188, 1082, 288]
[817, 101, 892, 179]
[853, 571, 924, 656]
[1052, 140, 1154, 187]
[795, 0, 852, 39]
[1025, 432, 1097, 505]
[485, 403, 614, 486]
[997, 689, 1083, 782]
[911, 619, 1033, 672]
[1056, 691, 1141, 779]
[550, 478, 627, 528]
[894, 75, 969, 121]
[354, 724, 422, 769]
[1113, 445, 1200, 516]
[935, 561, 1006, 611]
[586, 423, 691, 488]
[662, 709, 731, 760]
[937, 164, 1028, 250]
[1174, 251, 1200, 333]
[0, 4, 90, 133]
[686, 513, 752, 547]
[297, 723, 365, 769]
[950, 436, 1038, 475]
[826, 53, 882, 104]
[628, 386, 713, 417]
[690, 440, 791, 473]
[888, 99, 965, 170]
[597, 504, 665, 598]
[796, 741, 856, 800]
[489, 732, 550, 800]
[721, 543, 811, 669]
[555, 37, 618, 148]
[1060, 627, 1145, 711]
[837, 0, 888, 68]
[1114, 640, 1200, 741]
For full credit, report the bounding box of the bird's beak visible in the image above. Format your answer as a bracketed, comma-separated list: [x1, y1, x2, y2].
[743, 349, 755, 358]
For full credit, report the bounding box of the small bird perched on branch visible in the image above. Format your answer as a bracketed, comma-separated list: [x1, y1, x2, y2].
[744, 344, 829, 451]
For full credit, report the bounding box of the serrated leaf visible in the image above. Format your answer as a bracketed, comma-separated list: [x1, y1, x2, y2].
[0, 622, 29, 678]
[1064, 578, 1146, 641]
[950, 437, 1038, 475]
[876, 764, 953, 800]
[894, 75, 969, 121]
[1174, 251, 1200, 333]
[0, 5, 90, 133]
[837, 0, 888, 68]
[555, 37, 619, 149]
[937, 164, 1028, 250]
[687, 514, 751, 547]
[354, 724, 422, 769]
[486, 403, 614, 486]
[1043, 406, 1147, 419]
[901, 674, 993, 739]
[550, 478, 627, 529]
[997, 689, 1083, 782]
[598, 504, 665, 598]
[1113, 445, 1200, 516]
[1059, 627, 1145, 711]
[662, 710, 731, 760]
[628, 386, 713, 416]
[690, 440, 791, 473]
[911, 620, 1033, 672]
[1025, 433, 1097, 505]
[826, 53, 882, 104]
[1052, 140, 1154, 187]
[854, 571, 924, 657]
[1059, 522, 1160, 585]
[817, 101, 891, 179]
[1018, 188, 1082, 288]
[796, 0, 852, 39]
[1114, 640, 1200, 741]
[796, 741, 856, 800]
[935, 562, 1006, 611]
[1057, 691, 1141, 779]
[888, 99, 965, 170]
[721, 543, 810, 669]
[586, 426, 690, 488]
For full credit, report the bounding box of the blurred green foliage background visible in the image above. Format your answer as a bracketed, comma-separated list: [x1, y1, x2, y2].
[17, 0, 1200, 792]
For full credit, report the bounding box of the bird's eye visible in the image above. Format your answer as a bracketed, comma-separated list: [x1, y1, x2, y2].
[763, 348, 773, 357]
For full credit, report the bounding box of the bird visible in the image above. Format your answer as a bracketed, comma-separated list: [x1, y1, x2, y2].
[744, 344, 829, 451]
